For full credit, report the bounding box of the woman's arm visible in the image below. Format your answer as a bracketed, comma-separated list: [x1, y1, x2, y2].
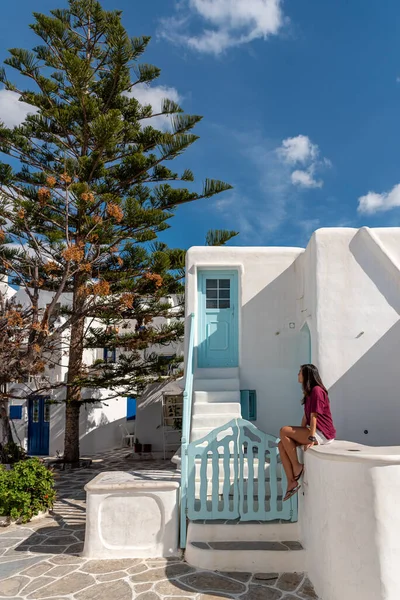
[301, 415, 307, 428]
[309, 413, 318, 437]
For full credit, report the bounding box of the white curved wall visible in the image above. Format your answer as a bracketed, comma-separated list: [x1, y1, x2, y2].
[301, 442, 400, 600]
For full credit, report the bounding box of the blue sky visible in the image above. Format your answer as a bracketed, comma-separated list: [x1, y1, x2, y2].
[1, 0, 400, 249]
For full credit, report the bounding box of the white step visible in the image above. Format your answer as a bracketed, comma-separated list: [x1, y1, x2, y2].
[194, 390, 241, 403]
[192, 402, 241, 416]
[185, 541, 305, 572]
[194, 379, 240, 392]
[195, 367, 239, 379]
[191, 428, 218, 442]
[192, 414, 240, 429]
[188, 521, 300, 542]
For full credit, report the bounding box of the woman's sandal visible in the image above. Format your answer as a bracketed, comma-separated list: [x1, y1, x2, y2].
[283, 485, 301, 502]
[295, 466, 304, 482]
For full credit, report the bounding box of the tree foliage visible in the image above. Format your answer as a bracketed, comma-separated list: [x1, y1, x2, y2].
[0, 0, 235, 462]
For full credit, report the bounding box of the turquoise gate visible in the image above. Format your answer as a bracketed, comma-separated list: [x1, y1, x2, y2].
[184, 418, 298, 523]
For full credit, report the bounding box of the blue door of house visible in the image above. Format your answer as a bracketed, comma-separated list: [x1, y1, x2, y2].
[198, 270, 239, 368]
[28, 397, 50, 456]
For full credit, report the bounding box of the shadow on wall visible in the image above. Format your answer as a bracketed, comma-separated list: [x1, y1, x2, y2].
[329, 319, 400, 446]
[240, 264, 309, 437]
[327, 237, 400, 446]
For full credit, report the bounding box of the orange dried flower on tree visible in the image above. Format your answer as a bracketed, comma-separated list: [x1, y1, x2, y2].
[33, 343, 41, 353]
[117, 257, 124, 267]
[7, 311, 24, 327]
[62, 244, 84, 263]
[38, 187, 51, 205]
[120, 293, 134, 309]
[0, 230, 5, 244]
[145, 272, 163, 288]
[92, 280, 111, 296]
[46, 176, 56, 188]
[81, 192, 95, 203]
[79, 262, 92, 273]
[31, 322, 41, 331]
[17, 208, 25, 219]
[44, 261, 59, 273]
[92, 215, 103, 224]
[61, 172, 72, 184]
[106, 203, 123, 223]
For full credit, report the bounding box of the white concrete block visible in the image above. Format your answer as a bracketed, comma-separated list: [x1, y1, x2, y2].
[83, 471, 180, 559]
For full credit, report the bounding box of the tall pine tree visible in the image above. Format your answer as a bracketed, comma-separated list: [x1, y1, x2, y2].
[0, 0, 236, 463]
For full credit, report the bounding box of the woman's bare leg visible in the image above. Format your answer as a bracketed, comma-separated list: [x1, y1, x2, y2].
[280, 426, 311, 481]
[278, 441, 296, 493]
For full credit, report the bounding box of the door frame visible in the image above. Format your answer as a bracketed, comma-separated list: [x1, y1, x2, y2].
[197, 269, 239, 369]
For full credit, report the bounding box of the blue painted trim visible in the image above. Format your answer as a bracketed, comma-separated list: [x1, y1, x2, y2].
[180, 313, 195, 549]
[197, 270, 239, 368]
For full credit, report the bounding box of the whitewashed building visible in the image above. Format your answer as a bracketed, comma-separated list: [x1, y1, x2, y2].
[4, 284, 183, 457]
[176, 226, 400, 600]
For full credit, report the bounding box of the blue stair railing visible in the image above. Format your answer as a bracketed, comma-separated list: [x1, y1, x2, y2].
[180, 312, 195, 549]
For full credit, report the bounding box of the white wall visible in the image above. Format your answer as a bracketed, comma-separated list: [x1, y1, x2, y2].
[302, 442, 400, 600]
[306, 228, 400, 445]
[186, 228, 400, 446]
[186, 246, 308, 437]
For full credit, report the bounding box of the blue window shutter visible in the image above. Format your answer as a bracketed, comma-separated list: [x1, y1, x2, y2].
[9, 405, 23, 420]
[240, 391, 250, 420]
[127, 397, 136, 421]
[240, 391, 257, 422]
[249, 390, 257, 421]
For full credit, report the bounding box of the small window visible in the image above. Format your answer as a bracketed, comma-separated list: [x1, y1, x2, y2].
[9, 405, 23, 420]
[103, 348, 116, 363]
[206, 278, 231, 310]
[32, 398, 39, 423]
[240, 390, 257, 422]
[127, 397, 136, 421]
[44, 403, 50, 423]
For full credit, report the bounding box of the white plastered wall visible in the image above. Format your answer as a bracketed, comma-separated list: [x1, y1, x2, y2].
[186, 246, 309, 437]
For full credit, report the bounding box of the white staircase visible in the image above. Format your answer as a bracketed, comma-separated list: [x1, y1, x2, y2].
[190, 368, 242, 442]
[185, 521, 305, 572]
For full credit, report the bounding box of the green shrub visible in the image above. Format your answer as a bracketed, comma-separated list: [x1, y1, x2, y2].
[0, 458, 56, 522]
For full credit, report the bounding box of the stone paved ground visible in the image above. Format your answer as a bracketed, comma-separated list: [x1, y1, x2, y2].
[0, 449, 319, 599]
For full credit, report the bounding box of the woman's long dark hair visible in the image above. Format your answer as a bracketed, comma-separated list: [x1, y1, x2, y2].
[300, 364, 328, 404]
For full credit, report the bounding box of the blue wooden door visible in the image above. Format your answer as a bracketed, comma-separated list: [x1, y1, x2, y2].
[198, 270, 239, 368]
[28, 397, 50, 456]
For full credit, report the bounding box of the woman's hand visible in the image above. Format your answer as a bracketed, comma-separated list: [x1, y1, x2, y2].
[303, 441, 315, 452]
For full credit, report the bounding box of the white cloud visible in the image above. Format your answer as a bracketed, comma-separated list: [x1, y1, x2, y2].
[0, 90, 36, 127]
[278, 135, 318, 164]
[159, 0, 285, 55]
[291, 169, 322, 189]
[358, 184, 400, 214]
[276, 135, 329, 189]
[126, 83, 181, 130]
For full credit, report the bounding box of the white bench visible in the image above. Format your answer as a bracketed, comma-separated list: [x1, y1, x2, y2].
[83, 471, 180, 558]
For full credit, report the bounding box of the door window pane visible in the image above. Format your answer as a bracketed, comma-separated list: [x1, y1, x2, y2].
[205, 278, 231, 309]
[33, 399, 39, 423]
[44, 403, 50, 423]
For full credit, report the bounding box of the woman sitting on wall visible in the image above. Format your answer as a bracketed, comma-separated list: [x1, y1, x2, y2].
[279, 364, 336, 501]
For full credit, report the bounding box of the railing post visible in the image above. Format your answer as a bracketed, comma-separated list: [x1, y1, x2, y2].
[179, 314, 195, 549]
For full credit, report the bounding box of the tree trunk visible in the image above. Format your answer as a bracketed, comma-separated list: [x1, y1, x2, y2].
[63, 275, 86, 464]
